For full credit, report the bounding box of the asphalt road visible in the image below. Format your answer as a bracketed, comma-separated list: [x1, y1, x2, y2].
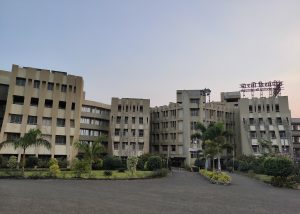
[0, 170, 299, 214]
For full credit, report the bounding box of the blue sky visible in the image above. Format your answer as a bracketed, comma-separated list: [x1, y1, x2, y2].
[0, 0, 299, 116]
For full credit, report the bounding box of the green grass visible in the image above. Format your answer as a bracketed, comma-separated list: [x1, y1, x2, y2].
[0, 170, 157, 180]
[238, 171, 273, 184]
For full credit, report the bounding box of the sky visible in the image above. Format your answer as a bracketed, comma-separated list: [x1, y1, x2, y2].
[0, 0, 299, 117]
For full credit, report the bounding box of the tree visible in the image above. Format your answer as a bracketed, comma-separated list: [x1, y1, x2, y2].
[74, 135, 106, 171]
[0, 129, 51, 175]
[258, 139, 273, 155]
[127, 156, 138, 175]
[202, 140, 218, 170]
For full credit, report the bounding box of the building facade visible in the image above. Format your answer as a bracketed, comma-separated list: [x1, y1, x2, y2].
[79, 99, 110, 151]
[108, 98, 150, 158]
[0, 65, 84, 162]
[238, 96, 293, 156]
[291, 118, 300, 162]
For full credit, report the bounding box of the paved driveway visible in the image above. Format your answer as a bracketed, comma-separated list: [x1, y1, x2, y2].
[0, 170, 299, 214]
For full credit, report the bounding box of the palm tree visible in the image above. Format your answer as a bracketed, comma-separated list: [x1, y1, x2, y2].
[202, 139, 218, 170]
[74, 135, 107, 170]
[0, 129, 51, 175]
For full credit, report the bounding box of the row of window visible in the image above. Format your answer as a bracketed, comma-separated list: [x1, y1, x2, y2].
[152, 133, 177, 141]
[249, 104, 280, 113]
[152, 145, 176, 152]
[114, 129, 144, 137]
[6, 132, 67, 145]
[151, 110, 177, 119]
[113, 142, 144, 150]
[292, 136, 300, 143]
[80, 117, 109, 126]
[9, 114, 75, 127]
[13, 95, 76, 110]
[249, 130, 286, 139]
[118, 104, 144, 113]
[81, 106, 110, 115]
[114, 116, 148, 125]
[292, 124, 300, 131]
[80, 129, 102, 137]
[16, 77, 76, 93]
[245, 117, 287, 125]
[252, 145, 289, 153]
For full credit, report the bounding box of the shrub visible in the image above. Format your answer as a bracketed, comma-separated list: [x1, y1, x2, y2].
[37, 159, 49, 168]
[103, 156, 122, 170]
[151, 168, 169, 178]
[7, 156, 18, 170]
[237, 161, 249, 172]
[271, 176, 286, 187]
[72, 159, 90, 178]
[26, 156, 38, 168]
[137, 154, 152, 170]
[146, 156, 162, 171]
[127, 156, 138, 175]
[264, 157, 294, 177]
[103, 170, 112, 177]
[200, 169, 231, 185]
[92, 159, 103, 170]
[57, 158, 68, 169]
[49, 158, 58, 166]
[49, 164, 60, 178]
[118, 168, 126, 173]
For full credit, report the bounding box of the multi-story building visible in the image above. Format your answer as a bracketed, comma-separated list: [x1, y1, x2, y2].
[238, 96, 293, 156]
[0, 65, 84, 162]
[291, 118, 300, 162]
[109, 98, 150, 159]
[79, 99, 110, 151]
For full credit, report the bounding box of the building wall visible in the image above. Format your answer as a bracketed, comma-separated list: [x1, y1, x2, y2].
[291, 118, 300, 161]
[109, 98, 150, 158]
[79, 99, 110, 151]
[0, 65, 84, 161]
[239, 96, 292, 156]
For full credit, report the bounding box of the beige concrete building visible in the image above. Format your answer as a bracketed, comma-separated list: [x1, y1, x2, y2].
[291, 118, 300, 162]
[79, 99, 110, 151]
[238, 96, 293, 156]
[0, 64, 84, 162]
[109, 98, 150, 159]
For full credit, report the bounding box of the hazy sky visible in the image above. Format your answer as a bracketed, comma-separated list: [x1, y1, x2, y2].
[0, 0, 299, 117]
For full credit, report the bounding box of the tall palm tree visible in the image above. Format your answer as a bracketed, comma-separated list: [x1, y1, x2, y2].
[0, 129, 51, 175]
[202, 139, 218, 170]
[74, 135, 107, 170]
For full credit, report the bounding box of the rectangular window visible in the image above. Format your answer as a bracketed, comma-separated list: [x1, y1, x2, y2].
[70, 119, 75, 128]
[80, 129, 89, 136]
[138, 142, 144, 151]
[6, 133, 20, 141]
[42, 117, 52, 126]
[279, 131, 286, 139]
[116, 116, 121, 124]
[249, 105, 253, 113]
[162, 145, 168, 152]
[270, 131, 276, 139]
[16, 77, 26, 86]
[122, 142, 128, 150]
[130, 142, 136, 150]
[114, 142, 119, 150]
[252, 145, 259, 153]
[140, 106, 143, 112]
[190, 99, 199, 104]
[266, 104, 270, 113]
[45, 99, 53, 108]
[59, 101, 66, 109]
[55, 135, 66, 145]
[30, 97, 39, 107]
[71, 103, 75, 110]
[13, 95, 24, 105]
[250, 131, 257, 139]
[131, 129, 136, 136]
[132, 117, 135, 124]
[190, 109, 199, 116]
[275, 104, 280, 112]
[139, 117, 143, 124]
[190, 151, 198, 158]
[171, 145, 176, 152]
[123, 129, 128, 136]
[249, 118, 254, 125]
[118, 105, 122, 112]
[139, 129, 144, 137]
[47, 82, 54, 90]
[268, 118, 272, 125]
[276, 117, 283, 125]
[9, 114, 22, 124]
[27, 116, 37, 125]
[82, 106, 91, 112]
[124, 116, 128, 124]
[259, 118, 263, 124]
[61, 84, 67, 92]
[115, 129, 120, 136]
[33, 80, 40, 89]
[258, 105, 261, 113]
[57, 118, 65, 127]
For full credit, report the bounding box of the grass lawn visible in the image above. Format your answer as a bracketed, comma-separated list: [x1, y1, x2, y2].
[237, 171, 273, 184]
[0, 170, 159, 180]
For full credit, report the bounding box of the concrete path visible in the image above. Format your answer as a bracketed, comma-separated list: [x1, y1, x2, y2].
[0, 171, 299, 214]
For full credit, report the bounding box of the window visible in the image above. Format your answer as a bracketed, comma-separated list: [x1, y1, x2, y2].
[13, 95, 24, 105]
[130, 142, 136, 150]
[249, 105, 253, 113]
[118, 105, 121, 112]
[42, 117, 52, 126]
[190, 151, 198, 158]
[71, 103, 75, 110]
[57, 118, 65, 127]
[131, 129, 136, 136]
[16, 77, 26, 86]
[80, 129, 89, 136]
[122, 142, 128, 150]
[133, 105, 135, 112]
[9, 114, 22, 124]
[80, 117, 90, 124]
[250, 131, 257, 139]
[276, 117, 282, 125]
[138, 143, 144, 151]
[252, 145, 259, 153]
[30, 97, 39, 106]
[27, 116, 37, 125]
[266, 104, 270, 113]
[47, 82, 54, 90]
[45, 99, 53, 108]
[61, 84, 67, 92]
[258, 118, 263, 124]
[190, 99, 199, 104]
[249, 118, 254, 125]
[139, 129, 144, 137]
[82, 106, 91, 112]
[190, 109, 199, 116]
[270, 131, 276, 139]
[124, 117, 128, 124]
[70, 119, 75, 128]
[162, 145, 168, 152]
[123, 129, 128, 136]
[275, 104, 280, 112]
[6, 133, 20, 141]
[116, 116, 121, 124]
[268, 118, 272, 125]
[33, 80, 40, 88]
[55, 135, 66, 145]
[171, 145, 176, 152]
[153, 145, 159, 152]
[140, 106, 143, 112]
[59, 101, 66, 109]
[132, 117, 135, 124]
[114, 142, 119, 150]
[115, 129, 120, 136]
[139, 117, 143, 124]
[279, 131, 286, 139]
